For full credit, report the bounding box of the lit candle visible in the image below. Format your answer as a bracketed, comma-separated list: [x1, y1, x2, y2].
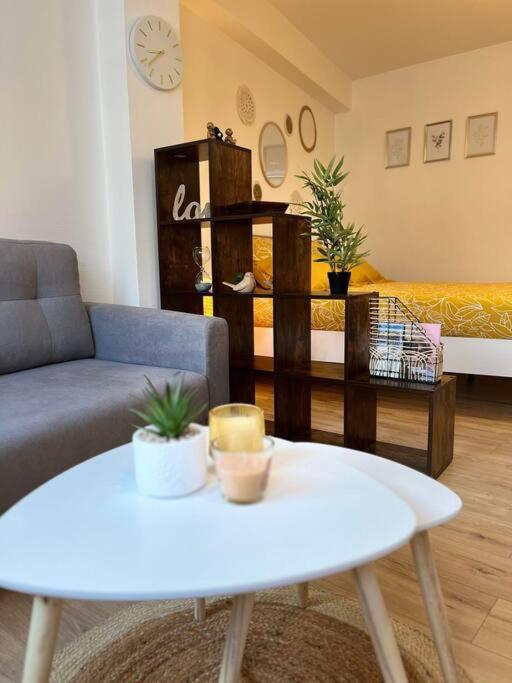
[209, 404, 264, 452]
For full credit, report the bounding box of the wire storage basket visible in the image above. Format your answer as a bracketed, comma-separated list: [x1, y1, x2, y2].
[369, 296, 443, 383]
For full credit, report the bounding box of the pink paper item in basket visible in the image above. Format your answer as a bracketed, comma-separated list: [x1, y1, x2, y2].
[421, 323, 441, 346]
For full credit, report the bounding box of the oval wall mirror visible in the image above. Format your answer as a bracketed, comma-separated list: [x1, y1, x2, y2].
[259, 122, 288, 188]
[299, 105, 317, 152]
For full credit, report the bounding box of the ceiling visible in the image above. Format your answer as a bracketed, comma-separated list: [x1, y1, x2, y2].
[268, 0, 512, 79]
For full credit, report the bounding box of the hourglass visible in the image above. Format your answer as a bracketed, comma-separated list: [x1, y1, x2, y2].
[193, 246, 212, 293]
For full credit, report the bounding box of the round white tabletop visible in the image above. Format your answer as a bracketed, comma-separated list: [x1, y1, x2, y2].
[0, 442, 416, 601]
[294, 442, 462, 532]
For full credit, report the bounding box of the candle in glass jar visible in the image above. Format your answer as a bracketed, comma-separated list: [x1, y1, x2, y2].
[209, 404, 264, 452]
[216, 452, 270, 503]
[212, 435, 274, 504]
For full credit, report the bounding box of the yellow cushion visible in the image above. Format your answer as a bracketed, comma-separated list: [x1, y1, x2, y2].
[311, 261, 330, 290]
[253, 256, 273, 289]
[252, 236, 386, 289]
[352, 261, 387, 284]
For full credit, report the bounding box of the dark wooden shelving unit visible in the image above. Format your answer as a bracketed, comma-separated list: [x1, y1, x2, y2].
[155, 139, 455, 478]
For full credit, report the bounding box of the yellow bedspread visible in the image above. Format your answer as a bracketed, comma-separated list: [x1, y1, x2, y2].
[202, 237, 512, 339]
[252, 282, 512, 339]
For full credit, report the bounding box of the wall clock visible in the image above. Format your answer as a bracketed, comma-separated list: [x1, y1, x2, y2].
[129, 16, 183, 91]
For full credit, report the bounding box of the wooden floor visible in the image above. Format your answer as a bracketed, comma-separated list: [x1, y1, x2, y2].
[1, 380, 512, 682]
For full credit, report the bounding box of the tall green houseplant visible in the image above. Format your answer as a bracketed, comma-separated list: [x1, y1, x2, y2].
[296, 156, 369, 294]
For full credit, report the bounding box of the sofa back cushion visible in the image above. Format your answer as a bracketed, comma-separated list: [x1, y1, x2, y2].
[0, 239, 94, 374]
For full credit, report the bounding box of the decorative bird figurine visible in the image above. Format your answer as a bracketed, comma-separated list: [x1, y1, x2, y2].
[222, 272, 256, 294]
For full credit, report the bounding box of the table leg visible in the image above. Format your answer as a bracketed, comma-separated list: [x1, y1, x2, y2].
[352, 564, 408, 683]
[22, 596, 63, 683]
[411, 531, 458, 683]
[297, 582, 309, 608]
[218, 593, 255, 683]
[194, 597, 206, 622]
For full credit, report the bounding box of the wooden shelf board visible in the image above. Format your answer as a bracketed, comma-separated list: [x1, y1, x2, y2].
[233, 356, 345, 383]
[170, 289, 372, 300]
[155, 138, 251, 162]
[160, 212, 299, 227]
[351, 373, 456, 394]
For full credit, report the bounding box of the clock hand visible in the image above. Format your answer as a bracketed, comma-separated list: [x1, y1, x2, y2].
[148, 50, 165, 66]
[147, 49, 165, 53]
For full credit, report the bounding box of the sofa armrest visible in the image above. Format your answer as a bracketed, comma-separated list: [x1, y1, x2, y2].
[86, 303, 229, 408]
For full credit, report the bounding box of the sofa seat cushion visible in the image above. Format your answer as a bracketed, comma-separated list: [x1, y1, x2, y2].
[0, 359, 209, 513]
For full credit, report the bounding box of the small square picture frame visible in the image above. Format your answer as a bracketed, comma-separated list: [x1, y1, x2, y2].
[424, 120, 452, 163]
[465, 112, 498, 158]
[385, 127, 411, 168]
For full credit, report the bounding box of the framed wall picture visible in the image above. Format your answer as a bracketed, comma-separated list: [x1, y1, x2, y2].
[465, 112, 498, 158]
[385, 127, 411, 168]
[424, 120, 452, 163]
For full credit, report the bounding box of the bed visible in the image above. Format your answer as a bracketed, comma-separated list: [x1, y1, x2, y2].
[207, 237, 512, 377]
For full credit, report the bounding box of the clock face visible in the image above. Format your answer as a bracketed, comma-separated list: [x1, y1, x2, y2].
[130, 16, 183, 91]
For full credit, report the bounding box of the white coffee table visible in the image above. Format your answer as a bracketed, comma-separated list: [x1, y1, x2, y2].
[293, 442, 462, 683]
[0, 442, 416, 683]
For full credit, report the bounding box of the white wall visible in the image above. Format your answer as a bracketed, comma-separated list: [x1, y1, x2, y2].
[0, 0, 113, 302]
[124, 0, 184, 307]
[97, 0, 140, 306]
[335, 41, 512, 283]
[0, 0, 185, 307]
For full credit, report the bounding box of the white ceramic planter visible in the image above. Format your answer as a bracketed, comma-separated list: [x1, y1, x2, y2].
[132, 423, 208, 498]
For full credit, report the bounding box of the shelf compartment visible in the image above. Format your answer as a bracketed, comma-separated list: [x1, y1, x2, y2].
[233, 356, 345, 384]
[264, 422, 428, 475]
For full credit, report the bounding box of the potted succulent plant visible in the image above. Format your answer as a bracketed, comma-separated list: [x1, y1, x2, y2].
[297, 157, 369, 295]
[131, 378, 208, 498]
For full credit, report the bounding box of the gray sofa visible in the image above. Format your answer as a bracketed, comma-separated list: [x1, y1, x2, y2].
[0, 239, 229, 513]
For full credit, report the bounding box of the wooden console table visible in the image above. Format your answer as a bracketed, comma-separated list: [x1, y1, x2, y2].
[155, 139, 455, 478]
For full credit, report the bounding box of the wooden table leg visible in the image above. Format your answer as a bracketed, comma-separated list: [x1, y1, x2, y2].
[22, 596, 63, 683]
[194, 597, 206, 622]
[353, 564, 408, 683]
[297, 582, 309, 608]
[218, 593, 255, 683]
[411, 530, 458, 683]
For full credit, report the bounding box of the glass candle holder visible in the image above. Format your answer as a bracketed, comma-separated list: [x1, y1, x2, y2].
[209, 404, 265, 452]
[212, 435, 274, 504]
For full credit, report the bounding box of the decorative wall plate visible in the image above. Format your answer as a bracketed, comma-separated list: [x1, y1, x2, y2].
[299, 106, 317, 152]
[288, 190, 303, 214]
[236, 85, 256, 125]
[253, 182, 263, 201]
[285, 114, 293, 135]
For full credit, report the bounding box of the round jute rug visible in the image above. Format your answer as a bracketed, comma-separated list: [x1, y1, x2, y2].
[51, 586, 472, 682]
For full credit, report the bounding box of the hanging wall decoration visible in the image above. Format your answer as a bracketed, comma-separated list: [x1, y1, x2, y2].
[288, 190, 303, 214]
[424, 120, 452, 163]
[236, 85, 256, 125]
[299, 105, 317, 152]
[259, 122, 288, 188]
[385, 127, 411, 168]
[465, 112, 497, 158]
[285, 114, 293, 135]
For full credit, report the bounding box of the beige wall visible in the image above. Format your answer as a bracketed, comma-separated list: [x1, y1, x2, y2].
[1, 0, 113, 302]
[181, 6, 335, 223]
[125, 0, 184, 307]
[336, 41, 512, 283]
